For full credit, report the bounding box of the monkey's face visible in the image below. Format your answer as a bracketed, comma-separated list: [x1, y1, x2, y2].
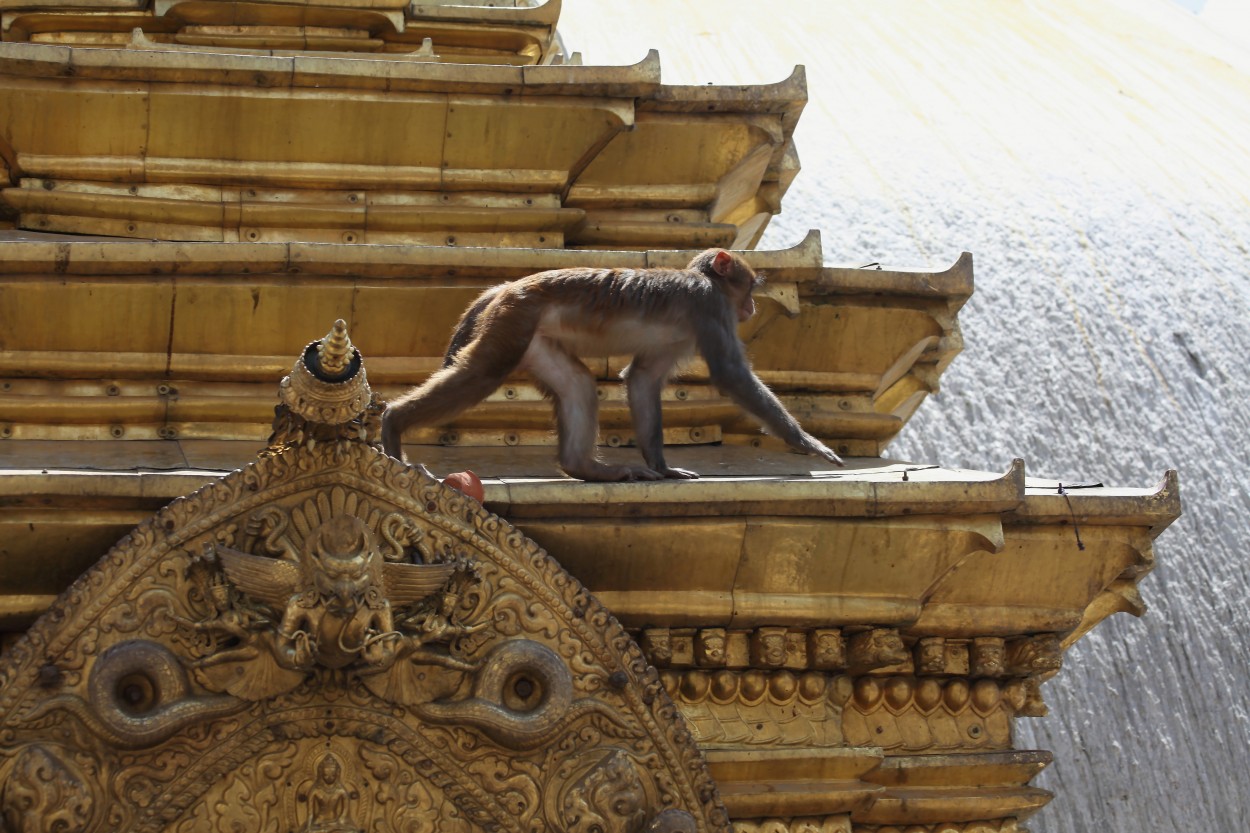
[737, 276, 763, 323]
[704, 248, 762, 322]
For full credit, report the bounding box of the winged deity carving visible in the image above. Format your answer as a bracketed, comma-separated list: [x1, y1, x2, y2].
[183, 514, 482, 701]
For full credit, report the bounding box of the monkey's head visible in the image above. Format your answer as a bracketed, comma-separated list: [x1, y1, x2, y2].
[690, 249, 762, 323]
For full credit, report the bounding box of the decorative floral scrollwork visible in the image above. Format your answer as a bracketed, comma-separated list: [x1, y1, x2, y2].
[0, 745, 95, 833]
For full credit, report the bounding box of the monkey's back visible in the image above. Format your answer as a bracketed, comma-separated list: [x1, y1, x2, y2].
[522, 268, 719, 358]
[516, 267, 717, 322]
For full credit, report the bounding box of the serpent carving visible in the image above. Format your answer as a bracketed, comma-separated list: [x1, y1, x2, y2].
[417, 639, 618, 750]
[29, 640, 244, 749]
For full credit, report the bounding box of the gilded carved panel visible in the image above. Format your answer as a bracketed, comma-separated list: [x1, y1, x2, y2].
[0, 433, 725, 832]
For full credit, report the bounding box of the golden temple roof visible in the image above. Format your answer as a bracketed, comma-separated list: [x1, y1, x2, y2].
[0, 3, 1184, 830]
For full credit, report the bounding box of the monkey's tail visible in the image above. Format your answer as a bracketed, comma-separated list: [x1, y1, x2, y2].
[444, 285, 505, 367]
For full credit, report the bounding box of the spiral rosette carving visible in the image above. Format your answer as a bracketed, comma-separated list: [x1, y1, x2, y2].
[0, 439, 727, 833]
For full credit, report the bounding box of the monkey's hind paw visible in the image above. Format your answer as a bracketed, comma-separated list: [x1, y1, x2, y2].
[564, 462, 664, 482]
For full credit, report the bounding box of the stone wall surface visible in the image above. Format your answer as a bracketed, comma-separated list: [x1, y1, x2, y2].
[560, 2, 1250, 830]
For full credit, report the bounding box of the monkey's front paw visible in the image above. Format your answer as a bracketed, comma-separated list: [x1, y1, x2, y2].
[801, 436, 844, 467]
[659, 467, 699, 480]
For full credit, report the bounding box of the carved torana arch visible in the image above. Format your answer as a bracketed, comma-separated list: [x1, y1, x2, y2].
[0, 323, 727, 833]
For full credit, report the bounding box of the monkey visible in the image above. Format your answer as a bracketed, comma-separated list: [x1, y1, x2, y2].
[381, 249, 844, 481]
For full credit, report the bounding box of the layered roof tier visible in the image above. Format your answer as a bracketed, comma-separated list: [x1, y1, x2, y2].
[0, 29, 803, 249]
[0, 233, 966, 460]
[3, 0, 568, 64]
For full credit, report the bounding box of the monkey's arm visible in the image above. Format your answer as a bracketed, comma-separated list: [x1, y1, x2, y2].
[698, 326, 845, 466]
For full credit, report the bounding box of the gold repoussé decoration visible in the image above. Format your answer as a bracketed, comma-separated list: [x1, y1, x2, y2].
[0, 329, 728, 833]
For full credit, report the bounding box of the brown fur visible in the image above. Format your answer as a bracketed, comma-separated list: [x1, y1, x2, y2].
[382, 249, 843, 481]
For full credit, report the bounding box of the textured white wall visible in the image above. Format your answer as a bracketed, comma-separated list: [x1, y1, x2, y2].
[560, 2, 1250, 830]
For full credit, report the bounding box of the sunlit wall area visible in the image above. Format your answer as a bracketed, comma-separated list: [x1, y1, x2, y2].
[560, 2, 1250, 831]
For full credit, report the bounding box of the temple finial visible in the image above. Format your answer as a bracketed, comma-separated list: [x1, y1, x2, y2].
[269, 320, 378, 454]
[317, 319, 353, 378]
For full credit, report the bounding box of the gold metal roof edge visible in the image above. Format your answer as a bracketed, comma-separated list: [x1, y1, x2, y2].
[518, 48, 660, 93]
[0, 41, 802, 108]
[1012, 468, 1181, 534]
[0, 234, 825, 274]
[865, 749, 1052, 785]
[0, 457, 1027, 519]
[473, 457, 1028, 519]
[0, 39, 659, 93]
[408, 0, 561, 27]
[0, 235, 974, 304]
[816, 251, 975, 299]
[0, 233, 975, 301]
[647, 64, 807, 112]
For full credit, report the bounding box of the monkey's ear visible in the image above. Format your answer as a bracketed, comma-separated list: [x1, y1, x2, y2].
[711, 250, 736, 276]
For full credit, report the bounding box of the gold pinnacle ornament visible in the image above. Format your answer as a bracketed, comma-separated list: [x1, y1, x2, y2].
[278, 319, 372, 427]
[269, 321, 385, 452]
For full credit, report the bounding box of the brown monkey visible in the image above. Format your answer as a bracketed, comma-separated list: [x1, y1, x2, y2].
[381, 249, 844, 481]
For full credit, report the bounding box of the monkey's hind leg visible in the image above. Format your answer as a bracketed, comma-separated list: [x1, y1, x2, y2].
[382, 352, 520, 461]
[525, 340, 662, 482]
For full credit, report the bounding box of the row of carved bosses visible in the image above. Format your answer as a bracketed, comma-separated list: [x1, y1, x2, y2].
[667, 670, 1036, 750]
[636, 628, 1063, 679]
